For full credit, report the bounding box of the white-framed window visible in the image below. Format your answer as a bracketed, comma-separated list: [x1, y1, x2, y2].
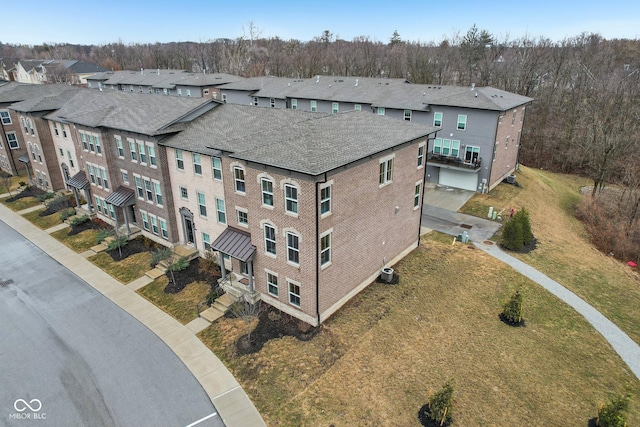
[234, 167, 245, 193]
[202, 232, 211, 250]
[88, 164, 96, 184]
[310, 100, 317, 112]
[141, 211, 149, 230]
[261, 178, 273, 207]
[270, 98, 275, 108]
[177, 89, 182, 96]
[457, 115, 467, 131]
[81, 133, 88, 150]
[434, 139, 459, 157]
[36, 146, 42, 163]
[144, 178, 153, 201]
[21, 117, 28, 133]
[129, 140, 138, 161]
[147, 144, 157, 166]
[67, 150, 74, 168]
[175, 149, 184, 170]
[377, 107, 385, 115]
[320, 231, 331, 266]
[88, 135, 95, 152]
[354, 104, 361, 111]
[404, 110, 412, 121]
[109, 203, 115, 219]
[0, 110, 11, 125]
[320, 184, 331, 215]
[414, 182, 422, 208]
[237, 209, 248, 226]
[29, 142, 36, 160]
[53, 122, 60, 136]
[288, 281, 301, 307]
[266, 272, 278, 296]
[94, 195, 101, 213]
[197, 192, 207, 217]
[193, 153, 202, 175]
[95, 166, 103, 186]
[465, 146, 480, 165]
[121, 170, 129, 184]
[153, 182, 163, 206]
[291, 99, 297, 110]
[212, 157, 222, 180]
[6, 132, 19, 149]
[62, 125, 67, 138]
[433, 112, 443, 127]
[332, 102, 339, 114]
[186, 89, 191, 97]
[95, 136, 102, 154]
[215, 197, 226, 224]
[417, 143, 425, 168]
[286, 232, 300, 265]
[28, 119, 34, 135]
[252, 97, 258, 106]
[101, 168, 109, 189]
[284, 184, 298, 214]
[379, 156, 394, 185]
[137, 142, 146, 164]
[221, 93, 227, 102]
[116, 137, 124, 158]
[163, 88, 168, 95]
[159, 218, 168, 239]
[150, 215, 159, 235]
[101, 199, 108, 216]
[134, 176, 144, 199]
[179, 186, 188, 199]
[264, 224, 276, 255]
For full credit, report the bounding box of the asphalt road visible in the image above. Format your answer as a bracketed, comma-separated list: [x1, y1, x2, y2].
[0, 221, 223, 427]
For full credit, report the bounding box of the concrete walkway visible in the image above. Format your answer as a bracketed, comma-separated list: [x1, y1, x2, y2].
[0, 203, 266, 427]
[475, 241, 640, 381]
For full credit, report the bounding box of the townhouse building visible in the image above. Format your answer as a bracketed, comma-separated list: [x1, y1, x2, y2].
[86, 70, 243, 100]
[11, 60, 107, 86]
[162, 104, 437, 326]
[219, 75, 533, 192]
[47, 90, 217, 244]
[5, 85, 81, 189]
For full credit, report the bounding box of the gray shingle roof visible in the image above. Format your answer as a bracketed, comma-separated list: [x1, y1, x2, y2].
[0, 82, 79, 105]
[9, 86, 81, 113]
[47, 89, 214, 136]
[86, 70, 242, 89]
[162, 104, 436, 176]
[218, 76, 306, 98]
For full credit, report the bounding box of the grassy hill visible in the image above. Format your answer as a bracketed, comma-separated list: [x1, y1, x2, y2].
[199, 166, 640, 426]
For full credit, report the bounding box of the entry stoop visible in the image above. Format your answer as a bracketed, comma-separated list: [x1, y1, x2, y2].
[199, 293, 238, 323]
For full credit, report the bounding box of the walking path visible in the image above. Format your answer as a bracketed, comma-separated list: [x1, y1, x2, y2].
[475, 240, 640, 381]
[0, 202, 266, 427]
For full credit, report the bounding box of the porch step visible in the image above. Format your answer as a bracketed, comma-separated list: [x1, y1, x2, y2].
[90, 243, 108, 253]
[212, 293, 238, 313]
[199, 306, 225, 323]
[144, 268, 166, 280]
[173, 244, 199, 260]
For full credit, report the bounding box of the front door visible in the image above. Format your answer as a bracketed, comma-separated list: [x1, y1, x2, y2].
[184, 218, 195, 244]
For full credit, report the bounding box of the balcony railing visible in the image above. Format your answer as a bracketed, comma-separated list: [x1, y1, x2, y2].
[427, 153, 481, 170]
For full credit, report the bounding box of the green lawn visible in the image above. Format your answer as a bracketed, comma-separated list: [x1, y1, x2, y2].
[21, 208, 65, 230]
[137, 276, 210, 324]
[50, 228, 104, 253]
[88, 251, 152, 284]
[0, 196, 42, 211]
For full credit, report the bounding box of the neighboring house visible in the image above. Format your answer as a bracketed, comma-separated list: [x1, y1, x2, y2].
[47, 89, 217, 244]
[161, 104, 437, 326]
[48, 117, 79, 188]
[0, 58, 19, 81]
[86, 70, 243, 99]
[12, 60, 108, 86]
[219, 75, 533, 192]
[0, 82, 80, 181]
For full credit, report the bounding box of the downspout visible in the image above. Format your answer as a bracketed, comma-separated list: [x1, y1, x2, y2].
[315, 172, 328, 326]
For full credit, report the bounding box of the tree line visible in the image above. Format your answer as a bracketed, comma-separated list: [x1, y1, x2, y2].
[1, 26, 639, 205]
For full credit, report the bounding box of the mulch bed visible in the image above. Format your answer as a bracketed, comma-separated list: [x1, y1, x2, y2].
[6, 186, 45, 202]
[375, 272, 400, 285]
[106, 236, 152, 261]
[499, 313, 526, 327]
[234, 306, 321, 355]
[417, 404, 452, 427]
[164, 258, 221, 294]
[39, 194, 75, 216]
[67, 218, 110, 236]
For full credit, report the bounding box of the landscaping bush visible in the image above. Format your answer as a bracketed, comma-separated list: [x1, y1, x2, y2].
[150, 247, 172, 267]
[69, 214, 90, 226]
[596, 394, 630, 427]
[37, 192, 56, 202]
[59, 208, 76, 222]
[107, 235, 128, 258]
[40, 194, 69, 216]
[501, 289, 525, 326]
[419, 379, 455, 427]
[206, 287, 221, 306]
[95, 229, 114, 244]
[501, 208, 534, 251]
[201, 251, 219, 274]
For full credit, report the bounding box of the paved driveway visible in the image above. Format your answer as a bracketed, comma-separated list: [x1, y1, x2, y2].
[421, 184, 502, 243]
[0, 221, 223, 427]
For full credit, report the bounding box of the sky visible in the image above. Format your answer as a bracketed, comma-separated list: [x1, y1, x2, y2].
[1, 0, 639, 46]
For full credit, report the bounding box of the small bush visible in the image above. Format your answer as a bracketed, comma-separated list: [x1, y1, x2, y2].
[70, 214, 89, 226]
[59, 208, 76, 222]
[201, 251, 219, 274]
[501, 290, 524, 326]
[501, 208, 534, 251]
[597, 394, 630, 427]
[206, 287, 221, 306]
[37, 192, 56, 202]
[422, 379, 454, 426]
[150, 247, 172, 267]
[106, 235, 128, 252]
[95, 229, 113, 244]
[19, 181, 27, 187]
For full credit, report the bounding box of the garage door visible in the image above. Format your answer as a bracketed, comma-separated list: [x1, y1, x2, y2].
[438, 169, 478, 191]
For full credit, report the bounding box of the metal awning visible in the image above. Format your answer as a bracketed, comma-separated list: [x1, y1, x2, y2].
[18, 154, 30, 164]
[105, 186, 136, 207]
[211, 227, 256, 262]
[66, 170, 89, 189]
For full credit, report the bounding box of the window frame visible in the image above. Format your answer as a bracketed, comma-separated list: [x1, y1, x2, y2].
[379, 156, 394, 186]
[457, 114, 467, 131]
[147, 144, 157, 166]
[116, 137, 124, 158]
[261, 178, 274, 207]
[286, 232, 300, 265]
[211, 157, 222, 180]
[175, 149, 184, 170]
[320, 184, 331, 216]
[320, 231, 331, 266]
[6, 132, 19, 149]
[266, 272, 278, 296]
[193, 153, 202, 175]
[137, 142, 146, 164]
[284, 184, 298, 214]
[288, 280, 301, 307]
[237, 209, 248, 226]
[291, 99, 297, 110]
[310, 100, 317, 112]
[377, 107, 385, 115]
[0, 110, 11, 125]
[404, 109, 412, 121]
[202, 232, 211, 251]
[197, 192, 207, 217]
[159, 219, 168, 239]
[129, 140, 138, 161]
[134, 176, 144, 199]
[264, 224, 276, 256]
[233, 167, 246, 193]
[414, 182, 422, 208]
[143, 178, 153, 201]
[215, 197, 226, 224]
[332, 102, 339, 114]
[433, 112, 443, 127]
[153, 181, 163, 206]
[417, 143, 425, 168]
[179, 186, 188, 200]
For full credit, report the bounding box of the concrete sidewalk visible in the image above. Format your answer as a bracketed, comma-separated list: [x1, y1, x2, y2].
[475, 241, 640, 381]
[0, 203, 266, 427]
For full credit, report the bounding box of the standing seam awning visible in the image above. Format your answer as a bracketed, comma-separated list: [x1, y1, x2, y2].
[211, 227, 256, 262]
[18, 154, 30, 164]
[66, 170, 89, 189]
[105, 186, 136, 207]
